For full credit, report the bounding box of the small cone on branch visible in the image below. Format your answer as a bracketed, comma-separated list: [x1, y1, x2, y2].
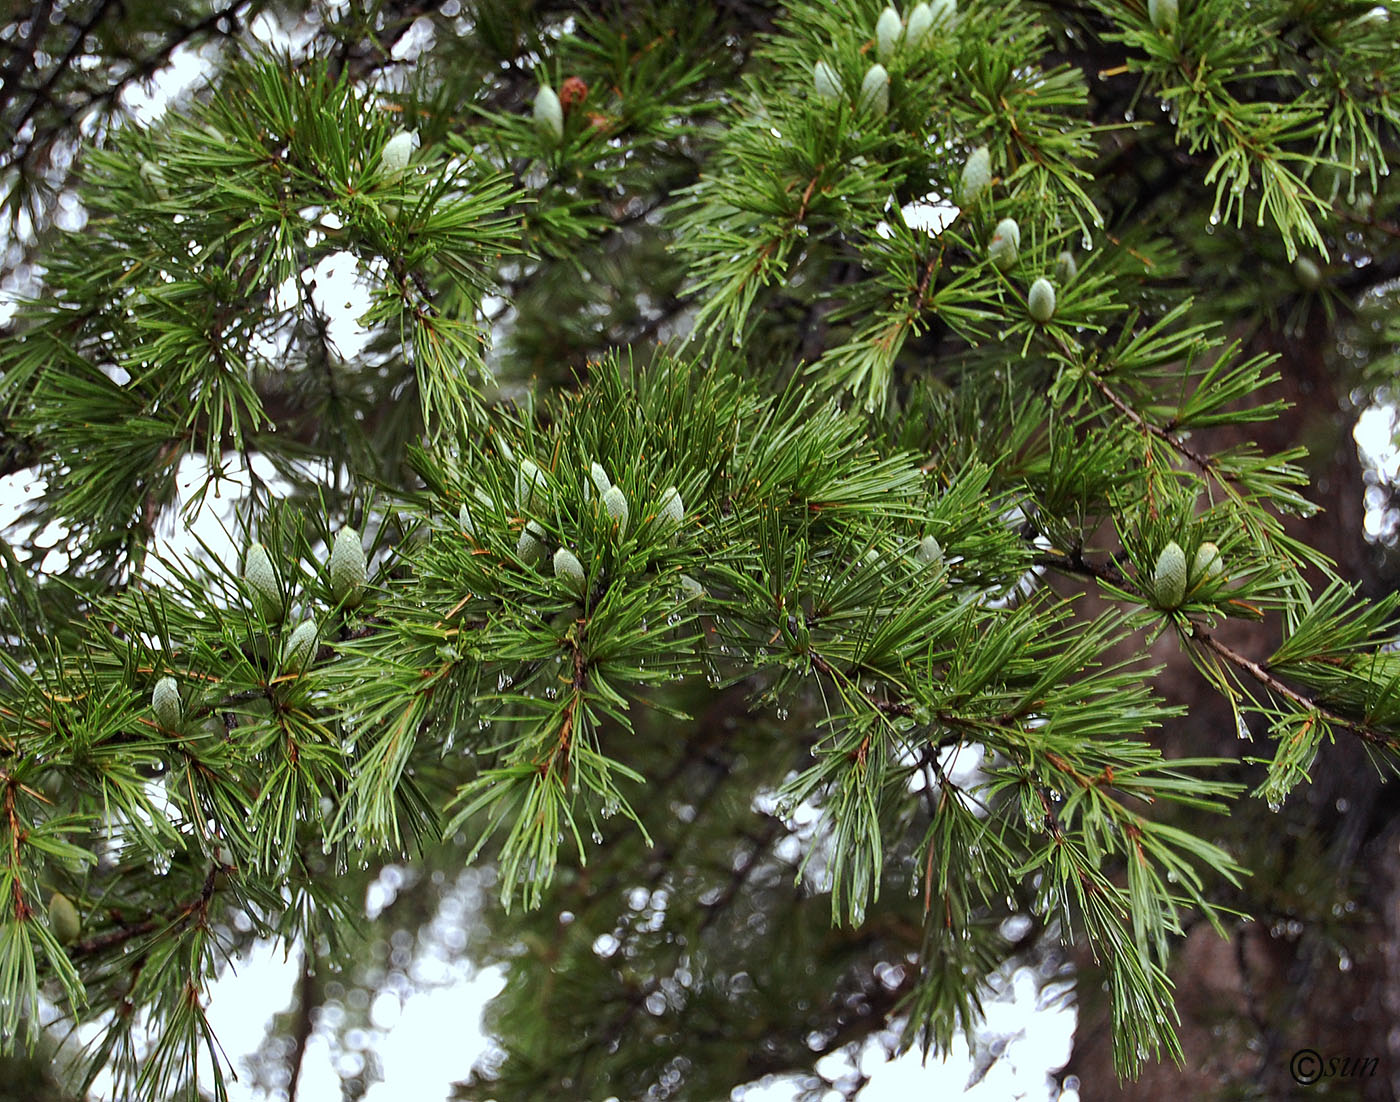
[329, 526, 367, 606]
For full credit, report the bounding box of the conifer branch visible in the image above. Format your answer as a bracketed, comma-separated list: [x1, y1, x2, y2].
[807, 644, 914, 719]
[1082, 366, 1218, 474]
[1188, 625, 1398, 751]
[68, 864, 221, 959]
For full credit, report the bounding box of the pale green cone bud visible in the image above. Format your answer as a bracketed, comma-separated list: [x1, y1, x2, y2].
[244, 543, 283, 620]
[678, 574, 705, 602]
[1148, 0, 1177, 31]
[858, 64, 890, 117]
[1054, 250, 1078, 282]
[915, 534, 943, 566]
[876, 7, 903, 61]
[282, 620, 319, 674]
[1191, 541, 1224, 584]
[517, 521, 546, 565]
[152, 676, 182, 730]
[657, 486, 684, 532]
[140, 159, 169, 199]
[534, 85, 564, 144]
[553, 547, 587, 595]
[1028, 278, 1056, 323]
[814, 60, 842, 101]
[959, 145, 991, 206]
[602, 485, 629, 538]
[988, 218, 1020, 269]
[381, 129, 419, 175]
[1293, 257, 1322, 290]
[906, 2, 936, 48]
[585, 461, 612, 503]
[1152, 541, 1187, 609]
[329, 526, 367, 606]
[929, 0, 957, 28]
[49, 891, 81, 945]
[516, 458, 546, 512]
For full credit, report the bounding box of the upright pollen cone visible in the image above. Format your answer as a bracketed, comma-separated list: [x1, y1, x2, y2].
[329, 526, 367, 607]
[534, 85, 564, 144]
[657, 486, 684, 533]
[152, 676, 182, 730]
[283, 620, 319, 674]
[553, 547, 587, 596]
[244, 543, 284, 621]
[1028, 278, 1056, 323]
[380, 129, 419, 175]
[988, 217, 1020, 269]
[858, 64, 890, 117]
[814, 60, 842, 101]
[49, 891, 80, 945]
[906, 3, 937, 48]
[517, 458, 547, 511]
[959, 145, 991, 206]
[876, 7, 903, 61]
[602, 485, 629, 538]
[1152, 541, 1187, 609]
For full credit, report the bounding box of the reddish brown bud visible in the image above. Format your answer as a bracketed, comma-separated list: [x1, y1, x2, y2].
[560, 76, 588, 113]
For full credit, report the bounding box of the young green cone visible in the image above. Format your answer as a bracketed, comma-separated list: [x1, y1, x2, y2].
[553, 547, 587, 595]
[602, 485, 630, 537]
[152, 676, 182, 730]
[517, 458, 546, 511]
[1152, 541, 1188, 609]
[906, 2, 936, 48]
[1054, 250, 1078, 282]
[329, 526, 367, 606]
[657, 486, 684, 533]
[814, 60, 842, 101]
[959, 145, 991, 206]
[988, 217, 1020, 269]
[1293, 257, 1322, 290]
[517, 521, 547, 565]
[1028, 278, 1056, 323]
[282, 620, 319, 674]
[534, 84, 564, 144]
[244, 543, 284, 621]
[1191, 541, 1224, 584]
[381, 129, 419, 175]
[49, 891, 81, 945]
[876, 7, 903, 61]
[586, 461, 612, 502]
[1148, 0, 1178, 31]
[915, 534, 943, 567]
[858, 64, 890, 117]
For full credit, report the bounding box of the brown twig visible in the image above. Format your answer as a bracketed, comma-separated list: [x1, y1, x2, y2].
[286, 942, 318, 1102]
[68, 863, 221, 959]
[808, 645, 915, 718]
[1189, 625, 1398, 750]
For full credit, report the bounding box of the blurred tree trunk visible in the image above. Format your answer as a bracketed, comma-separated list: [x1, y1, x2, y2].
[1068, 303, 1398, 1100]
